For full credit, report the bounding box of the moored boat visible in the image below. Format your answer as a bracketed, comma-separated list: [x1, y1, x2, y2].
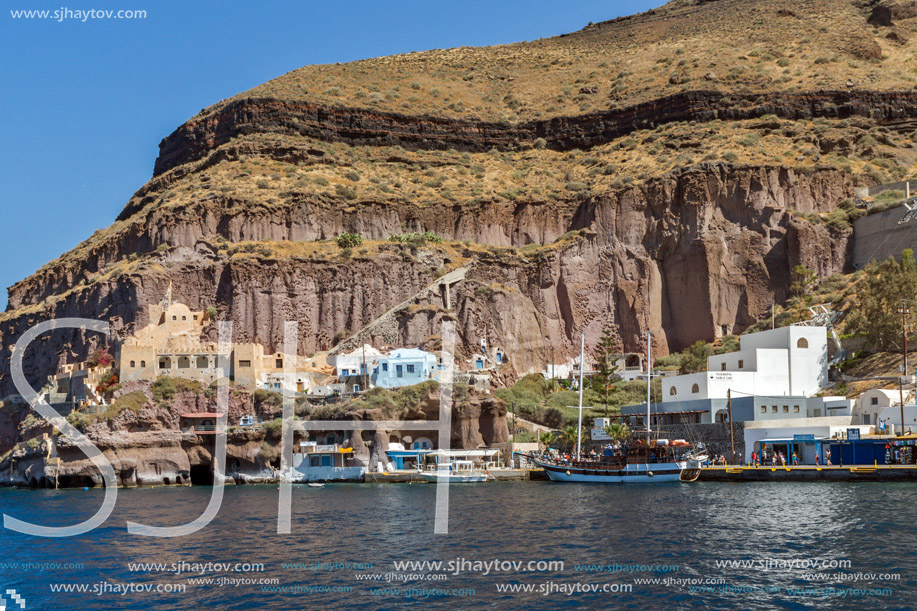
[535, 328, 705, 483]
[533, 442, 705, 483]
[419, 460, 492, 483]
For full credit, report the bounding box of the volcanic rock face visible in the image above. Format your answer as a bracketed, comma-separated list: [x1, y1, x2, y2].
[152, 90, 917, 177]
[0, 162, 853, 398]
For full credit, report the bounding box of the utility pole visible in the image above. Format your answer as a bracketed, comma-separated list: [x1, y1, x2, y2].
[727, 388, 736, 464]
[362, 343, 367, 392]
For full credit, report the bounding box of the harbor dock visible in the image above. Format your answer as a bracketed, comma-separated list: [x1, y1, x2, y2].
[363, 468, 547, 483]
[699, 464, 917, 482]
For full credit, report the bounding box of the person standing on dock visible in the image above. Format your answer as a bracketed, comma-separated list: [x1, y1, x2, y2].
[792, 452, 799, 466]
[751, 450, 757, 467]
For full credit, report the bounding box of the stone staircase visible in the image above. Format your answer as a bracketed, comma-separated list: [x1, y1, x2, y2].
[332, 264, 469, 354]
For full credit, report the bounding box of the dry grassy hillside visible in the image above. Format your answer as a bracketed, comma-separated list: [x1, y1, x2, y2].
[210, 0, 917, 122]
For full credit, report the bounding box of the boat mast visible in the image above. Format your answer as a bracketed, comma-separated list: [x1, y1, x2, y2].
[576, 333, 585, 458]
[646, 327, 651, 441]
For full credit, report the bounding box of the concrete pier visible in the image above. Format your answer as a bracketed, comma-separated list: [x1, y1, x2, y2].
[699, 465, 917, 482]
[363, 469, 545, 483]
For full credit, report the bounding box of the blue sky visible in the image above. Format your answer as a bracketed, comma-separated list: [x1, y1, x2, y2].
[0, 0, 661, 309]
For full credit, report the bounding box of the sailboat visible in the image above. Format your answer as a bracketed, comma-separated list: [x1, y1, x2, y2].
[533, 331, 705, 483]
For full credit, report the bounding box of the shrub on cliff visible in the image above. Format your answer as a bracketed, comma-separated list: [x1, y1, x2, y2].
[262, 418, 284, 438]
[66, 411, 92, 431]
[533, 407, 564, 429]
[87, 348, 114, 368]
[101, 391, 150, 420]
[336, 233, 363, 249]
[254, 389, 283, 410]
[152, 377, 177, 403]
[258, 441, 279, 463]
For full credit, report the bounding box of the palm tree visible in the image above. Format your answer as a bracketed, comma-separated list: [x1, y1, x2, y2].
[560, 425, 581, 451]
[538, 432, 555, 452]
[604, 422, 631, 443]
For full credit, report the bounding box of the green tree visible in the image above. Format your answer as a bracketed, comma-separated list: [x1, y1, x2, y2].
[679, 341, 713, 374]
[604, 422, 631, 442]
[790, 264, 817, 297]
[591, 324, 621, 415]
[560, 425, 581, 451]
[849, 249, 917, 351]
[538, 432, 555, 451]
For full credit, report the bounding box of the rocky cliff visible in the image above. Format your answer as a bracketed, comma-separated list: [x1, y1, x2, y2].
[0, 383, 507, 488]
[3, 0, 906, 401]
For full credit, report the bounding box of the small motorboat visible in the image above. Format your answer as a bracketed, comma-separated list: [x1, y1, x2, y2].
[419, 460, 491, 483]
[307, 482, 325, 488]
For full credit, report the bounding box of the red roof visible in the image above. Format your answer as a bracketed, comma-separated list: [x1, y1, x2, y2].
[180, 412, 224, 418]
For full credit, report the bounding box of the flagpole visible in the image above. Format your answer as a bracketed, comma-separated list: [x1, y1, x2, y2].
[576, 333, 585, 459]
[646, 328, 651, 441]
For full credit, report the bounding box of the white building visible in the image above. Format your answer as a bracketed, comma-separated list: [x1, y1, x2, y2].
[853, 388, 915, 426]
[329, 345, 383, 378]
[662, 326, 828, 403]
[871, 405, 917, 434]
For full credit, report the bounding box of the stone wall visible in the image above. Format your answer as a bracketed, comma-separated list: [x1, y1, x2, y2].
[655, 422, 746, 461]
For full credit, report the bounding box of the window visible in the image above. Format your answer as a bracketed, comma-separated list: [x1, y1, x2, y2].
[396, 364, 404, 378]
[382, 363, 388, 372]
[871, 397, 879, 406]
[760, 405, 766, 413]
[276, 358, 283, 368]
[797, 337, 809, 349]
[864, 414, 871, 425]
[182, 316, 187, 321]
[172, 316, 177, 321]
[353, 385, 360, 393]
[772, 405, 778, 413]
[159, 359, 169, 369]
[783, 405, 789, 413]
[238, 360, 251, 368]
[669, 387, 677, 396]
[406, 364, 415, 374]
[196, 356, 209, 368]
[721, 363, 727, 371]
[130, 360, 136, 368]
[193, 315, 198, 321]
[814, 409, 822, 417]
[738, 360, 744, 369]
[794, 405, 800, 413]
[691, 383, 699, 394]
[178, 356, 190, 369]
[140, 361, 145, 368]
[309, 456, 321, 467]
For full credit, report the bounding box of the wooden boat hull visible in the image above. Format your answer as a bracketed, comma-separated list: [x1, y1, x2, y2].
[535, 459, 690, 483]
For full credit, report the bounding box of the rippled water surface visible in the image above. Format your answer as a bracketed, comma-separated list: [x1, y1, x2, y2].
[0, 481, 914, 610]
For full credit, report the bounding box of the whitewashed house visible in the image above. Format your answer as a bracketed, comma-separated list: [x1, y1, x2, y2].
[662, 326, 829, 402]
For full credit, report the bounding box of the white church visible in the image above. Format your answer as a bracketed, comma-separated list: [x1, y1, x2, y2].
[662, 325, 829, 403]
